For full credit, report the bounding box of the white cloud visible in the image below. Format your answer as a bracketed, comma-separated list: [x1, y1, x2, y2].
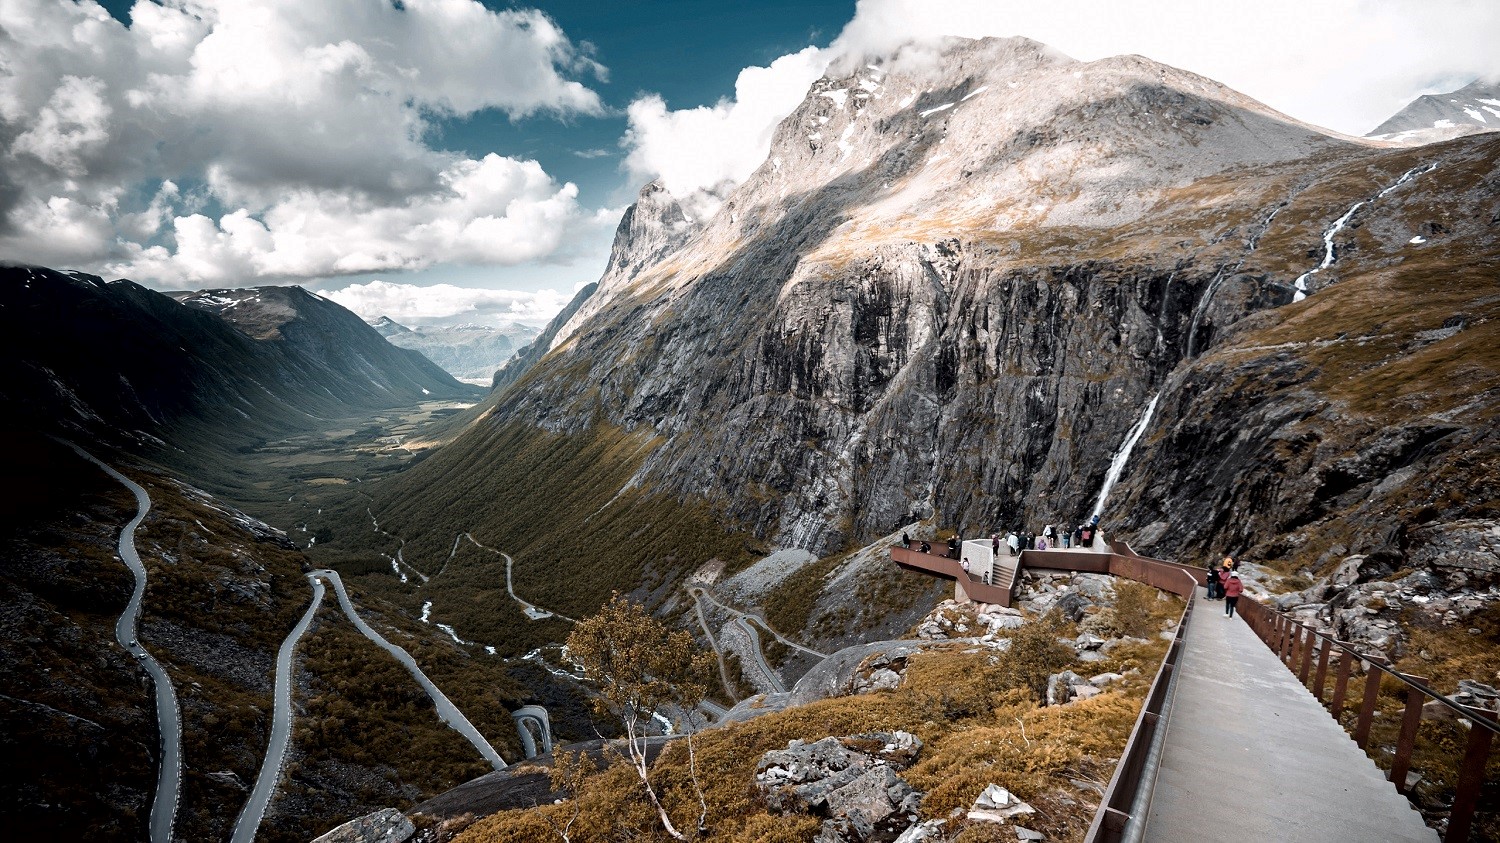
[0, 0, 607, 286]
[622, 47, 829, 215]
[826, 0, 1500, 136]
[621, 0, 1500, 205]
[324, 279, 573, 328]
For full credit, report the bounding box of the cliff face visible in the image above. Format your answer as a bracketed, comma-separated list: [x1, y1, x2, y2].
[382, 37, 1499, 593]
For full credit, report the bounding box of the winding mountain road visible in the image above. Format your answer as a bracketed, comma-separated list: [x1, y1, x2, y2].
[64, 443, 181, 843]
[312, 569, 508, 770]
[692, 586, 826, 658]
[464, 534, 577, 623]
[230, 575, 326, 843]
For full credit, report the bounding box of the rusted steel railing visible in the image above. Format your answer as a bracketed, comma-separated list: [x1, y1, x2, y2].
[890, 545, 1017, 605]
[1238, 597, 1499, 842]
[1073, 550, 1199, 842]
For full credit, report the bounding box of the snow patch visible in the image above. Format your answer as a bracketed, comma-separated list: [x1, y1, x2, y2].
[1433, 119, 1456, 128]
[1463, 107, 1486, 123]
[421, 388, 430, 395]
[1409, 236, 1427, 244]
[436, 623, 471, 645]
[960, 85, 989, 102]
[837, 124, 856, 161]
[897, 92, 917, 108]
[819, 89, 848, 107]
[919, 102, 954, 118]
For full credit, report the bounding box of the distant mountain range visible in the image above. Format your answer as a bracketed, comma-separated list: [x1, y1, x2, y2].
[367, 316, 540, 385]
[0, 268, 479, 460]
[1367, 79, 1500, 144]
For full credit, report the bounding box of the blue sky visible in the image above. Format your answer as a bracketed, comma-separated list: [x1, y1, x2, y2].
[4, 0, 1498, 327]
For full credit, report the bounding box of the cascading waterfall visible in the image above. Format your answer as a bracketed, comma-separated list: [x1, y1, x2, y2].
[1091, 391, 1161, 519]
[1292, 162, 1436, 301]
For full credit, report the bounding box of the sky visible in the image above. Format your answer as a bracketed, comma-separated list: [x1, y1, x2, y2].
[2, 0, 1497, 327]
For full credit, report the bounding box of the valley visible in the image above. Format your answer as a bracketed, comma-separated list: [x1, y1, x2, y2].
[3, 27, 1498, 843]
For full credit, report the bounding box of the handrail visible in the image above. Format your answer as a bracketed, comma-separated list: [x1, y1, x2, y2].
[1237, 595, 1497, 842]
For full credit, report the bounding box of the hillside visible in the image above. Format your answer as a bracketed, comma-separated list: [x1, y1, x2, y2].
[0, 434, 534, 841]
[0, 269, 479, 465]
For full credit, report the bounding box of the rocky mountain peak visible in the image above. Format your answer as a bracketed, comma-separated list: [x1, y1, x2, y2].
[597, 179, 700, 292]
[1367, 78, 1500, 144]
[557, 35, 1357, 345]
[371, 315, 411, 337]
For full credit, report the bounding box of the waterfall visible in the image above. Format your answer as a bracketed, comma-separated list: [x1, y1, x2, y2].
[1292, 163, 1436, 302]
[1092, 391, 1162, 519]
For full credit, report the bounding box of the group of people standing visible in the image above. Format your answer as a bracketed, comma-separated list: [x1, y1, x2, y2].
[1206, 556, 1244, 617]
[994, 515, 1101, 554]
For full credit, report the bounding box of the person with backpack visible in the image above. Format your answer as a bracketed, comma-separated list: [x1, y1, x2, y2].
[1223, 570, 1244, 617]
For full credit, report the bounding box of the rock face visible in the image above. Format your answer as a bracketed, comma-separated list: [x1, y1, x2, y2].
[755, 732, 924, 842]
[375, 35, 1499, 652]
[310, 808, 415, 843]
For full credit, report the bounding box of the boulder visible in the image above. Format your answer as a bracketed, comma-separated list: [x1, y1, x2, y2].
[967, 784, 1036, 824]
[756, 732, 924, 842]
[1054, 592, 1092, 622]
[311, 808, 414, 843]
[1046, 671, 1085, 706]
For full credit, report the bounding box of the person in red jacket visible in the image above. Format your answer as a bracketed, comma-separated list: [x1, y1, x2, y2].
[1222, 570, 1244, 617]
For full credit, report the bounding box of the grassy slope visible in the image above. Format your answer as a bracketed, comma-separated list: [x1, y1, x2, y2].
[453, 595, 1182, 843]
[311, 420, 757, 657]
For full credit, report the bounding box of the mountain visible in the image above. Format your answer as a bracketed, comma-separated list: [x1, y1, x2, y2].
[370, 319, 542, 385]
[339, 36, 1500, 659]
[1368, 79, 1500, 144]
[372, 315, 413, 337]
[0, 269, 479, 458]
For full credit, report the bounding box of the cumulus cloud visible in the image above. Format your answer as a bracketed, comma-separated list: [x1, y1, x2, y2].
[621, 0, 1500, 207]
[622, 47, 829, 216]
[324, 279, 574, 328]
[0, 0, 608, 286]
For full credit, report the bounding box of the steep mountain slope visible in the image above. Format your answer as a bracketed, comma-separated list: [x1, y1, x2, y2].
[1368, 79, 1500, 145]
[351, 36, 1497, 656]
[0, 269, 477, 452]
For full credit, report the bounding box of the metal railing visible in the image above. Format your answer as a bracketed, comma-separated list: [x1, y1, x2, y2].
[1238, 597, 1498, 842]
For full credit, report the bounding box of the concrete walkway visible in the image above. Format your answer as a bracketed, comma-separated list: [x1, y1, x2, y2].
[1147, 589, 1437, 842]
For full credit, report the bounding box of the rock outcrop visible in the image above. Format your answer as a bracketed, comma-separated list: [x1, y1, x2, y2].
[310, 808, 415, 843]
[755, 732, 924, 842]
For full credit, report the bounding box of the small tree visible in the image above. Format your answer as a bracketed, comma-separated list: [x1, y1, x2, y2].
[566, 593, 714, 840]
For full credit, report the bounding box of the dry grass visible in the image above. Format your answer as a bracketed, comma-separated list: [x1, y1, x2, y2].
[454, 612, 1170, 843]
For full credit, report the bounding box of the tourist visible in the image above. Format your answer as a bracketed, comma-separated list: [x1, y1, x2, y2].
[1206, 564, 1221, 599]
[1073, 525, 1083, 547]
[1008, 532, 1020, 555]
[1037, 536, 1048, 551]
[991, 533, 1000, 556]
[948, 536, 960, 558]
[961, 557, 971, 575]
[902, 532, 912, 549]
[1062, 531, 1071, 549]
[1223, 569, 1244, 617]
[921, 540, 932, 554]
[1080, 524, 1094, 548]
[1044, 524, 1055, 545]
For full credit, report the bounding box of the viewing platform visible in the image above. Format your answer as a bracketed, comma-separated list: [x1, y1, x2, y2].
[891, 532, 1115, 607]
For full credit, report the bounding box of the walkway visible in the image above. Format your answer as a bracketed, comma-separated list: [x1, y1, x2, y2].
[1146, 588, 1437, 842]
